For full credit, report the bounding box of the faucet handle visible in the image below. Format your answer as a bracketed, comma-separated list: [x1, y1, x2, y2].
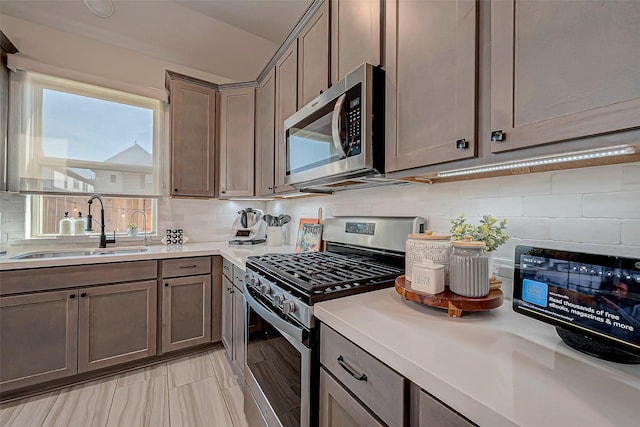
[106, 231, 117, 245]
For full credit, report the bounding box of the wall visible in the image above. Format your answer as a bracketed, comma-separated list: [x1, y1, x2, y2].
[267, 163, 640, 292]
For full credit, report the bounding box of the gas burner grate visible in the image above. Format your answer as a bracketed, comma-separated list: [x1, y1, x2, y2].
[249, 251, 403, 295]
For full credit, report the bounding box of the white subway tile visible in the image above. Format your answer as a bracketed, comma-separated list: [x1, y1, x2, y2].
[442, 199, 478, 217]
[504, 218, 550, 240]
[550, 219, 620, 244]
[580, 243, 639, 258]
[424, 216, 453, 234]
[622, 163, 640, 191]
[459, 178, 500, 199]
[477, 197, 523, 217]
[523, 195, 582, 218]
[621, 220, 640, 246]
[583, 191, 640, 218]
[551, 165, 622, 194]
[499, 173, 551, 197]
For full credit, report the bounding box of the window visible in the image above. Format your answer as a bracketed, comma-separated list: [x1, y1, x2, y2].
[8, 70, 165, 237]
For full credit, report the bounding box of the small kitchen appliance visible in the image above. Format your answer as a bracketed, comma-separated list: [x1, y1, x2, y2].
[243, 216, 424, 427]
[229, 208, 267, 245]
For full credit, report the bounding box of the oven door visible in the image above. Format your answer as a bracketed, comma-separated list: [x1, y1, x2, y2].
[244, 285, 311, 427]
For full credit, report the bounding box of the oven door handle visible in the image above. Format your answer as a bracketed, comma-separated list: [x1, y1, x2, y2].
[331, 93, 348, 160]
[244, 285, 304, 343]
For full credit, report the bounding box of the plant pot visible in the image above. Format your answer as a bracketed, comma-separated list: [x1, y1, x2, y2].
[127, 229, 139, 237]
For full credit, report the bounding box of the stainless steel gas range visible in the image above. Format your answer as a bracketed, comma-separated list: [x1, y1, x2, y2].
[243, 216, 424, 427]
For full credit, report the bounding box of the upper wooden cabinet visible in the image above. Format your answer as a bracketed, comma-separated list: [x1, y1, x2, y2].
[298, 0, 330, 107]
[255, 68, 276, 196]
[168, 77, 217, 198]
[275, 42, 298, 194]
[385, 0, 478, 173]
[331, 0, 381, 85]
[218, 86, 256, 197]
[491, 0, 640, 153]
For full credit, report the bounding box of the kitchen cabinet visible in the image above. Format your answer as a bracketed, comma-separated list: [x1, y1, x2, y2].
[274, 42, 298, 194]
[490, 0, 640, 153]
[255, 68, 276, 196]
[211, 256, 223, 343]
[160, 257, 212, 353]
[330, 0, 381, 85]
[78, 280, 157, 373]
[168, 74, 217, 198]
[297, 0, 330, 107]
[415, 387, 475, 427]
[385, 0, 477, 172]
[221, 258, 247, 382]
[320, 324, 405, 427]
[0, 290, 78, 392]
[218, 86, 256, 197]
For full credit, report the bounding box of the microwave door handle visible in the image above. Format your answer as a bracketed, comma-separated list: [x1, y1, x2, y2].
[331, 93, 348, 159]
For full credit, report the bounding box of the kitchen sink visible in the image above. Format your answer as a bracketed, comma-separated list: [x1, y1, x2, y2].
[11, 247, 149, 260]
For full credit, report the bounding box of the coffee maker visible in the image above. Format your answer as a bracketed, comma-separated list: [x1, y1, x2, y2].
[229, 208, 267, 245]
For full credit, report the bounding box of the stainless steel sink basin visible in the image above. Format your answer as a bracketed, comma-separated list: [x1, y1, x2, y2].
[11, 247, 149, 260]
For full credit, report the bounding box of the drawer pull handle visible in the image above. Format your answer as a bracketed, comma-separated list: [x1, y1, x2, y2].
[179, 265, 197, 269]
[337, 355, 367, 382]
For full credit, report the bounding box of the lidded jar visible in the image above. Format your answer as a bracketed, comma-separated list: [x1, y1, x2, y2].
[449, 236, 489, 297]
[59, 211, 73, 236]
[405, 230, 452, 284]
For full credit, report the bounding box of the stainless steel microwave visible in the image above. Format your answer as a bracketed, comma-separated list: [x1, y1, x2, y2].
[284, 63, 385, 190]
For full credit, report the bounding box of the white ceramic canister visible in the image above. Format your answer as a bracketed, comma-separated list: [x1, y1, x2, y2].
[405, 230, 452, 284]
[411, 260, 445, 295]
[267, 226, 283, 246]
[449, 236, 489, 297]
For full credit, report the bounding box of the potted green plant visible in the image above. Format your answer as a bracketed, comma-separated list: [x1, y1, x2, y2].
[127, 223, 139, 237]
[450, 214, 509, 277]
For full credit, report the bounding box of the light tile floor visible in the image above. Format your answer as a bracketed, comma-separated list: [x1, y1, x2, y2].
[0, 349, 248, 427]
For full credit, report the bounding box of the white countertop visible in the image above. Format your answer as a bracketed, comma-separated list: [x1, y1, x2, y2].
[315, 288, 640, 427]
[0, 242, 297, 271]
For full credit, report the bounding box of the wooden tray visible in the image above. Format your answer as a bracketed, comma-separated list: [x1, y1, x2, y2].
[395, 275, 503, 318]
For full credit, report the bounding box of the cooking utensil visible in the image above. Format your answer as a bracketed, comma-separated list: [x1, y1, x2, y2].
[279, 215, 291, 226]
[263, 214, 274, 226]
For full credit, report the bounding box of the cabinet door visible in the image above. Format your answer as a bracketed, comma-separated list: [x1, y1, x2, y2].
[0, 290, 78, 391]
[418, 389, 475, 427]
[232, 286, 245, 380]
[298, 0, 330, 107]
[221, 275, 234, 361]
[331, 0, 381, 84]
[161, 274, 212, 353]
[211, 256, 223, 343]
[78, 280, 157, 373]
[491, 1, 640, 154]
[320, 368, 384, 427]
[274, 42, 298, 194]
[255, 68, 276, 196]
[385, 0, 477, 172]
[218, 87, 256, 197]
[170, 80, 216, 197]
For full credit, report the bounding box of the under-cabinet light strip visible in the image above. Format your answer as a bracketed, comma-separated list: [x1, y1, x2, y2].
[436, 145, 636, 178]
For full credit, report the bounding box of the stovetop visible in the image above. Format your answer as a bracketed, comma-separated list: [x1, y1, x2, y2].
[246, 251, 403, 300]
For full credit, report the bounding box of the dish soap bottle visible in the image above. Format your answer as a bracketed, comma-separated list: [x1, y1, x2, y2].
[74, 212, 87, 235]
[59, 211, 73, 236]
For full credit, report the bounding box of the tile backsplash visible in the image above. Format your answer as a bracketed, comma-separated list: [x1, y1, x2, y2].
[2, 163, 639, 263]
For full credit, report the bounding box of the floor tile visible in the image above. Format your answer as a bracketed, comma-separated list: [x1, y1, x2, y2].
[167, 352, 216, 389]
[116, 363, 168, 388]
[169, 377, 233, 427]
[106, 375, 169, 427]
[0, 391, 59, 427]
[42, 377, 118, 427]
[210, 349, 239, 390]
[222, 385, 249, 427]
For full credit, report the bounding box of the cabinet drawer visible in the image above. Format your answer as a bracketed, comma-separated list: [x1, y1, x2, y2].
[223, 257, 234, 280]
[320, 325, 405, 427]
[162, 257, 211, 278]
[232, 265, 245, 291]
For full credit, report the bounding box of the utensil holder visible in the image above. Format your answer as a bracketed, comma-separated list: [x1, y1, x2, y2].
[267, 226, 283, 246]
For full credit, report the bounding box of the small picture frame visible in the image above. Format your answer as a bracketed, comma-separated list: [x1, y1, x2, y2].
[296, 219, 323, 253]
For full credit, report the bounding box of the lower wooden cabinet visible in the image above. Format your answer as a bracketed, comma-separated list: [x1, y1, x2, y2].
[79, 280, 157, 373]
[221, 275, 234, 361]
[0, 290, 79, 391]
[161, 274, 212, 353]
[221, 264, 246, 381]
[417, 388, 475, 427]
[232, 285, 245, 375]
[320, 368, 384, 427]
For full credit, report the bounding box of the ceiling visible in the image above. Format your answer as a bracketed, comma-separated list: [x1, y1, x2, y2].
[0, 0, 313, 82]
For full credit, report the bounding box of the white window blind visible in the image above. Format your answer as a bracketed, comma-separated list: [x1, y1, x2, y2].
[8, 70, 164, 197]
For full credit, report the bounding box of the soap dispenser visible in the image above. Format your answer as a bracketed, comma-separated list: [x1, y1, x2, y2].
[59, 211, 73, 236]
[74, 212, 87, 235]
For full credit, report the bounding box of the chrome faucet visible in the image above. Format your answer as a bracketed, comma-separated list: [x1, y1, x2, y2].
[86, 194, 116, 248]
[130, 209, 150, 246]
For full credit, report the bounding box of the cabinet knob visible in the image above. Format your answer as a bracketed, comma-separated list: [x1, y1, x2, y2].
[491, 130, 505, 142]
[455, 139, 469, 149]
[221, 190, 226, 194]
[174, 188, 179, 192]
[80, 293, 87, 298]
[69, 294, 76, 299]
[165, 283, 169, 287]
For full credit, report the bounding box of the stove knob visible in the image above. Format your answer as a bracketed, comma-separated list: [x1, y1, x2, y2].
[282, 300, 296, 314]
[272, 294, 284, 306]
[245, 274, 257, 287]
[260, 284, 271, 295]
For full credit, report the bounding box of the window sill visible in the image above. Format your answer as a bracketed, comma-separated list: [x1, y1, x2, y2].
[9, 235, 157, 246]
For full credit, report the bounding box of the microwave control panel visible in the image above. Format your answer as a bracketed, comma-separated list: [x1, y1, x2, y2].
[344, 84, 362, 157]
